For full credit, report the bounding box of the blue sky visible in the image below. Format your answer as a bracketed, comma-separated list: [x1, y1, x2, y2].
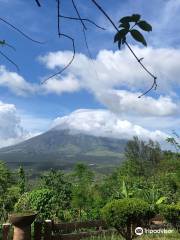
[0, 0, 180, 147]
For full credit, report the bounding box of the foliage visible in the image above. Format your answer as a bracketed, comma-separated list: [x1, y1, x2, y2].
[71, 163, 95, 220]
[84, 231, 180, 240]
[29, 188, 57, 220]
[114, 180, 134, 199]
[123, 137, 162, 177]
[15, 189, 57, 220]
[0, 135, 180, 228]
[40, 169, 72, 210]
[0, 161, 12, 194]
[137, 184, 167, 211]
[14, 192, 32, 213]
[102, 198, 154, 240]
[18, 166, 26, 194]
[166, 131, 180, 152]
[0, 161, 16, 222]
[114, 14, 152, 49]
[159, 203, 180, 232]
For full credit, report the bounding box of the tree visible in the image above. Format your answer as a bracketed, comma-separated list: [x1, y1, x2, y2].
[160, 203, 180, 233]
[18, 165, 26, 194]
[0, 161, 17, 222]
[102, 198, 154, 240]
[137, 184, 167, 211]
[123, 137, 162, 177]
[40, 169, 72, 219]
[15, 189, 57, 220]
[166, 131, 180, 153]
[71, 163, 94, 220]
[0, 1, 156, 97]
[156, 151, 180, 203]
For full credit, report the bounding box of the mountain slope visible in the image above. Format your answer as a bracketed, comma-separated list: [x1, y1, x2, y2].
[0, 129, 127, 171]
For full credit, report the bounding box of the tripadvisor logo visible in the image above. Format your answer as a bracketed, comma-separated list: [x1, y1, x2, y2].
[135, 227, 174, 235]
[135, 227, 144, 236]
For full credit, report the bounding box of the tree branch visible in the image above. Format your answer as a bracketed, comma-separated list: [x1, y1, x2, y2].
[71, 0, 87, 30]
[59, 15, 105, 30]
[91, 0, 157, 97]
[125, 42, 157, 98]
[41, 0, 77, 83]
[41, 34, 75, 83]
[57, 0, 61, 37]
[0, 50, 19, 71]
[35, 0, 41, 7]
[4, 42, 16, 51]
[82, 28, 92, 59]
[0, 17, 44, 44]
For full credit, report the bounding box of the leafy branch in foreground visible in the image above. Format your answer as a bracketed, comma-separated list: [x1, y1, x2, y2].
[0, 0, 157, 97]
[166, 131, 180, 152]
[114, 14, 152, 48]
[114, 14, 157, 97]
[0, 16, 44, 71]
[45, 0, 157, 97]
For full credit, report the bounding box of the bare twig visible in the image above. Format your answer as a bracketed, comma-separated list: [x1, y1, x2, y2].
[82, 28, 92, 59]
[91, 0, 157, 97]
[0, 50, 19, 71]
[0, 17, 43, 44]
[35, 0, 41, 7]
[57, 0, 61, 37]
[71, 0, 87, 30]
[0, 40, 16, 51]
[41, 34, 75, 83]
[41, 0, 76, 83]
[4, 42, 16, 51]
[59, 15, 105, 30]
[125, 42, 157, 98]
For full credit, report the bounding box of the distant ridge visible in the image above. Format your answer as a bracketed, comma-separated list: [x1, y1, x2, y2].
[0, 128, 127, 171]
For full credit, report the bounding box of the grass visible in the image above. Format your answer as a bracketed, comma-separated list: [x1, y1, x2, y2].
[85, 230, 180, 240]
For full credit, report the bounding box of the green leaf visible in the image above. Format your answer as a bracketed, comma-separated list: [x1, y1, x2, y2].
[118, 40, 122, 49]
[121, 180, 128, 198]
[130, 29, 147, 46]
[119, 22, 130, 30]
[137, 20, 152, 32]
[119, 14, 141, 24]
[119, 16, 132, 24]
[122, 37, 126, 44]
[131, 14, 141, 22]
[0, 40, 5, 45]
[156, 197, 167, 205]
[114, 29, 129, 43]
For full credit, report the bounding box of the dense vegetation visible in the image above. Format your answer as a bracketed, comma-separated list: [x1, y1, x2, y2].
[0, 137, 180, 240]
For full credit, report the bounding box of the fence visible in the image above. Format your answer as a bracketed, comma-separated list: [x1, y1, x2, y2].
[2, 219, 114, 240]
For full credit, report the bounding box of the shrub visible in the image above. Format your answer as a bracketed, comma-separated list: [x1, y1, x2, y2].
[159, 203, 180, 232]
[101, 198, 154, 240]
[15, 189, 57, 220]
[14, 192, 32, 212]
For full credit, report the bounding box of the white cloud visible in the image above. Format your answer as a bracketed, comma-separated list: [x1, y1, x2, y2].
[42, 74, 81, 94]
[40, 47, 180, 117]
[41, 47, 180, 93]
[1, 47, 180, 145]
[97, 90, 178, 116]
[0, 66, 35, 96]
[52, 109, 168, 142]
[2, 47, 180, 118]
[0, 101, 27, 147]
[0, 101, 51, 148]
[0, 65, 81, 96]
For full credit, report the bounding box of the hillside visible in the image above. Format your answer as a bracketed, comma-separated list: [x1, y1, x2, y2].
[0, 129, 126, 172]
